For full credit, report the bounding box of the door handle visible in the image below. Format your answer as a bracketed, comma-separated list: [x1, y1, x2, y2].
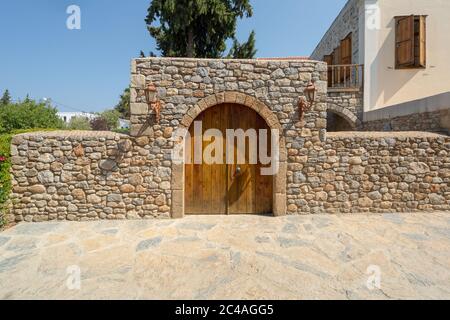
[233, 166, 242, 179]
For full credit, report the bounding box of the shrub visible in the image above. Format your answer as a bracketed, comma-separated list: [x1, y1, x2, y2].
[67, 116, 92, 130]
[100, 109, 121, 131]
[0, 132, 13, 228]
[114, 87, 130, 119]
[113, 127, 131, 135]
[90, 117, 109, 131]
[0, 100, 64, 134]
[90, 110, 121, 131]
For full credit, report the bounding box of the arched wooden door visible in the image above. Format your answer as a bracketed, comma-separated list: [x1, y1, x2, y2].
[185, 103, 273, 215]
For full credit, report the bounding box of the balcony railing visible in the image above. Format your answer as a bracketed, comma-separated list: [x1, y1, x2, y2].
[327, 64, 364, 90]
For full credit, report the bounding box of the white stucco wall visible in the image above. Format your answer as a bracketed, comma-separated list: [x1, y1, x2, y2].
[363, 0, 450, 115]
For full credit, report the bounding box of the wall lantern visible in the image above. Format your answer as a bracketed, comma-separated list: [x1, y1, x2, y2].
[144, 82, 163, 123]
[298, 81, 316, 120]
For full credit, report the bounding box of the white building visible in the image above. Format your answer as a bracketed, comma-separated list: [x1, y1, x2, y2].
[57, 112, 97, 124]
[311, 0, 450, 132]
[118, 119, 130, 129]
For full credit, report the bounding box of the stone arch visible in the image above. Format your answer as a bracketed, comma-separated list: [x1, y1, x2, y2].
[171, 91, 287, 218]
[327, 103, 361, 130]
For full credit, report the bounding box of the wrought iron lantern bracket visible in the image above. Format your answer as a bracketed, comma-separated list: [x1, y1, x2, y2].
[298, 81, 316, 121]
[144, 82, 163, 123]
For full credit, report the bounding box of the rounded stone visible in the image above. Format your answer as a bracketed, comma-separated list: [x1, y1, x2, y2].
[28, 185, 46, 194]
[293, 172, 307, 184]
[128, 174, 143, 186]
[358, 197, 373, 207]
[135, 136, 149, 147]
[380, 201, 392, 209]
[99, 159, 117, 171]
[349, 165, 365, 175]
[87, 194, 102, 204]
[160, 205, 171, 212]
[429, 194, 445, 205]
[50, 162, 63, 172]
[156, 167, 171, 179]
[409, 162, 430, 174]
[321, 170, 335, 182]
[25, 169, 38, 177]
[348, 157, 362, 165]
[73, 144, 85, 157]
[38, 154, 55, 163]
[120, 184, 135, 193]
[316, 191, 328, 201]
[37, 171, 54, 184]
[368, 191, 382, 201]
[163, 127, 174, 138]
[118, 140, 133, 152]
[72, 189, 86, 200]
[154, 194, 166, 206]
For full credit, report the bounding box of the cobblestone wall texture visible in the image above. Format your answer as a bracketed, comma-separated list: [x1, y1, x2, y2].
[289, 132, 450, 214]
[363, 109, 450, 133]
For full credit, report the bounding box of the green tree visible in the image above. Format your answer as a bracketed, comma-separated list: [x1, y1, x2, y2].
[227, 31, 257, 59]
[145, 0, 256, 58]
[139, 50, 157, 58]
[67, 116, 92, 130]
[0, 90, 11, 106]
[115, 88, 131, 119]
[99, 109, 120, 131]
[90, 117, 109, 131]
[0, 99, 63, 133]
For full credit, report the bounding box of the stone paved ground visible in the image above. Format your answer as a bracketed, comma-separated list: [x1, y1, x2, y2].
[0, 212, 450, 300]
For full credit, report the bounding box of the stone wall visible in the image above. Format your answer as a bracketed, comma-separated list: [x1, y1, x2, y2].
[8, 131, 172, 222]
[310, 0, 361, 63]
[8, 130, 449, 222]
[288, 132, 450, 214]
[363, 109, 450, 134]
[130, 57, 328, 218]
[7, 57, 450, 222]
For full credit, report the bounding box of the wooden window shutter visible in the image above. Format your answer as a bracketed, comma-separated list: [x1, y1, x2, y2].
[333, 46, 341, 83]
[417, 16, 427, 67]
[340, 34, 352, 82]
[323, 54, 333, 86]
[333, 46, 341, 65]
[340, 34, 352, 65]
[323, 54, 333, 65]
[395, 15, 415, 68]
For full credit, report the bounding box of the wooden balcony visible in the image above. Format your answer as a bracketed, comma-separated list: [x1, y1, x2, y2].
[327, 64, 364, 92]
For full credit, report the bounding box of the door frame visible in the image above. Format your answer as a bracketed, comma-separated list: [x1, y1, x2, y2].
[171, 92, 287, 218]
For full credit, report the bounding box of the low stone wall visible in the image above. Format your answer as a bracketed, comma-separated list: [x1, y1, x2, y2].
[363, 109, 450, 133]
[288, 131, 450, 214]
[8, 131, 172, 222]
[8, 130, 450, 222]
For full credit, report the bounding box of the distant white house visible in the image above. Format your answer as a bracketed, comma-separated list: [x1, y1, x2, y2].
[57, 112, 97, 124]
[118, 119, 130, 129]
[58, 111, 130, 130]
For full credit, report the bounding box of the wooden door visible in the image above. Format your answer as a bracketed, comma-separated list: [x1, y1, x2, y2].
[185, 104, 273, 215]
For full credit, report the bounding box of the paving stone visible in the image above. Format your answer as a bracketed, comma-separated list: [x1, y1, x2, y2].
[0, 213, 450, 299]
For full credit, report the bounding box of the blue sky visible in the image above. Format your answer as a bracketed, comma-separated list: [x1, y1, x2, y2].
[0, 0, 346, 112]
